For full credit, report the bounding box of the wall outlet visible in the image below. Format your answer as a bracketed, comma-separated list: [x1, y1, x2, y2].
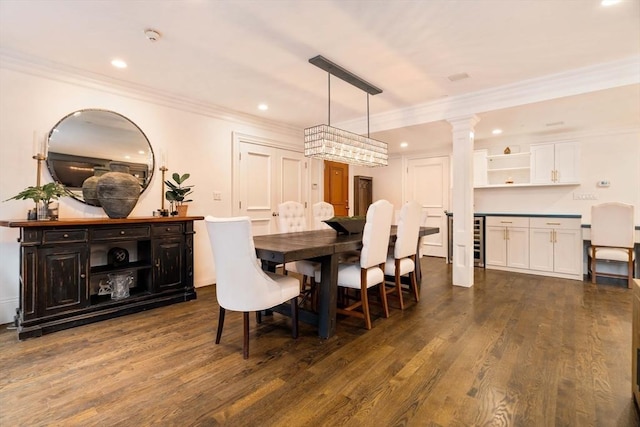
[213, 191, 222, 201]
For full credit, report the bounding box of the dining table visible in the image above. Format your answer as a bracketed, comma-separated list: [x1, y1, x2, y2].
[253, 225, 439, 339]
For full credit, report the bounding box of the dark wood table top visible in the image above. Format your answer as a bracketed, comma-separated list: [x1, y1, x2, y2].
[253, 226, 439, 263]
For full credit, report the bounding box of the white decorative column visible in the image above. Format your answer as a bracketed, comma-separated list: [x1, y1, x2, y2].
[447, 115, 479, 288]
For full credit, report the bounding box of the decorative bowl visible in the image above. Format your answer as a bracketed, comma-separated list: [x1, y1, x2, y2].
[323, 216, 366, 235]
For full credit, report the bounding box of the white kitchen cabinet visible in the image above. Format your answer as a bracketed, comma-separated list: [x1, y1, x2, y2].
[473, 149, 488, 187]
[530, 141, 580, 185]
[529, 217, 582, 279]
[485, 216, 529, 269]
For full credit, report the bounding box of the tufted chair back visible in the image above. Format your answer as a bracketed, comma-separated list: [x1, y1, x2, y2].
[359, 199, 394, 269]
[278, 201, 307, 232]
[313, 201, 335, 230]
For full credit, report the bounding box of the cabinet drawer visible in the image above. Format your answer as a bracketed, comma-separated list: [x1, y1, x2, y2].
[486, 216, 529, 228]
[530, 217, 580, 230]
[42, 229, 88, 244]
[91, 226, 150, 241]
[152, 224, 184, 236]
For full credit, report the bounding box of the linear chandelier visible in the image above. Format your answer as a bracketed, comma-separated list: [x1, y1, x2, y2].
[304, 55, 388, 167]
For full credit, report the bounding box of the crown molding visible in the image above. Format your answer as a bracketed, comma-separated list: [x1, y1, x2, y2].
[0, 48, 302, 138]
[340, 55, 640, 134]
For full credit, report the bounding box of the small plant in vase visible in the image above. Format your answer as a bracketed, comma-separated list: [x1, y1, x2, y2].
[165, 172, 194, 216]
[4, 182, 67, 220]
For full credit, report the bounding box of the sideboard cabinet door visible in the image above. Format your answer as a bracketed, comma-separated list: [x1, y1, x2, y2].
[153, 237, 185, 292]
[38, 245, 89, 316]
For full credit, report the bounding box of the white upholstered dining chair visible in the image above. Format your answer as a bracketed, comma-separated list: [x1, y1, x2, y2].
[316, 199, 394, 330]
[313, 201, 334, 230]
[384, 200, 422, 309]
[277, 201, 321, 300]
[588, 202, 635, 288]
[205, 216, 299, 359]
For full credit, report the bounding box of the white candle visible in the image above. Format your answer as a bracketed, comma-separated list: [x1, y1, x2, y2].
[32, 131, 38, 157]
[161, 149, 168, 169]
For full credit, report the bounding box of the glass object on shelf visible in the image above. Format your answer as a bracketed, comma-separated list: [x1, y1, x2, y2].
[108, 271, 133, 300]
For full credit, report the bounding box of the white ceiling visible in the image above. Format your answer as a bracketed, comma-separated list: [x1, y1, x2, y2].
[1, 0, 639, 153]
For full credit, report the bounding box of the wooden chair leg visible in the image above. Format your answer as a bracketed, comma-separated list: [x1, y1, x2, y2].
[379, 264, 389, 318]
[629, 249, 634, 289]
[361, 270, 372, 330]
[215, 306, 225, 344]
[591, 246, 597, 284]
[256, 311, 262, 324]
[410, 270, 419, 302]
[395, 259, 405, 310]
[243, 312, 250, 359]
[291, 297, 299, 339]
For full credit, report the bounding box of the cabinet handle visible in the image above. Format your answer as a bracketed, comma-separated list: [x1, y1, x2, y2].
[500, 221, 512, 224]
[553, 230, 557, 243]
[80, 273, 86, 279]
[546, 222, 561, 225]
[155, 259, 160, 268]
[549, 231, 553, 243]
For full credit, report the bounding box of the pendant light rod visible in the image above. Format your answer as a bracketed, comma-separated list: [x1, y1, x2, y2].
[309, 55, 382, 95]
[328, 73, 331, 126]
[367, 93, 370, 137]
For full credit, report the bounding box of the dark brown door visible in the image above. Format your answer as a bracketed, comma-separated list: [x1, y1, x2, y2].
[324, 160, 349, 216]
[353, 175, 373, 216]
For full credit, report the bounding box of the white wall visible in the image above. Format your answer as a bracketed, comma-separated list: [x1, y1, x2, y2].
[0, 66, 302, 324]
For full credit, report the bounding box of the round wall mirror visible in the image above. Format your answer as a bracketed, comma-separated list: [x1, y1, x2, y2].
[46, 109, 155, 205]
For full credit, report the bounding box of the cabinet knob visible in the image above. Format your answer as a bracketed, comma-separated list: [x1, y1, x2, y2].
[120, 231, 125, 235]
[63, 234, 69, 238]
[166, 228, 171, 232]
[80, 273, 86, 279]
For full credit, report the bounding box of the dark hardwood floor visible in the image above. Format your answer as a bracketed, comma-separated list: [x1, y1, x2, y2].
[1, 257, 638, 426]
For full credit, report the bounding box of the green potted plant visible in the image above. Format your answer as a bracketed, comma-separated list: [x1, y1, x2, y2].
[4, 182, 67, 220]
[165, 172, 194, 216]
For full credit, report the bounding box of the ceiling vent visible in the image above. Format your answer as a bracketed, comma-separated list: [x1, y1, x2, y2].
[447, 72, 470, 82]
[144, 29, 161, 42]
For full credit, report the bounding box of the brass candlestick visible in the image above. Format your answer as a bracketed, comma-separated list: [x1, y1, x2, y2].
[33, 153, 46, 187]
[158, 166, 169, 216]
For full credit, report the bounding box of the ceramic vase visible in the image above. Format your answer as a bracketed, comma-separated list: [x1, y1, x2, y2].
[96, 162, 141, 218]
[82, 166, 109, 206]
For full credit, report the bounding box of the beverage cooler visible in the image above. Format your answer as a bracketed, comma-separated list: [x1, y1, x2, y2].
[447, 213, 485, 268]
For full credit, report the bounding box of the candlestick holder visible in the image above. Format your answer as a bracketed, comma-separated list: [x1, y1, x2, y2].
[157, 166, 169, 217]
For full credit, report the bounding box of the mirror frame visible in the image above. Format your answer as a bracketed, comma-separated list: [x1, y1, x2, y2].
[46, 109, 155, 205]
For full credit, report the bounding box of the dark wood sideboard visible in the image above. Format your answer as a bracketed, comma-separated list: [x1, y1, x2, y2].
[0, 216, 203, 339]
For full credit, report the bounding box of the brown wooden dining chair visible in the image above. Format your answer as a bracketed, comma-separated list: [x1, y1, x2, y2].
[588, 202, 635, 288]
[384, 200, 422, 309]
[316, 199, 394, 329]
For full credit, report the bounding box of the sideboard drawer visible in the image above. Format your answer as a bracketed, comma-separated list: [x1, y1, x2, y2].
[42, 229, 88, 244]
[152, 224, 183, 236]
[91, 226, 150, 241]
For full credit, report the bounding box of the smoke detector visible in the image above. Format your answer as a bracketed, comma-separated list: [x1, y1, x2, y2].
[144, 29, 161, 42]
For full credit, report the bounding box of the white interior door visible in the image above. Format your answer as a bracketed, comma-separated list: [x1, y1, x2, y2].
[234, 136, 307, 236]
[406, 156, 450, 258]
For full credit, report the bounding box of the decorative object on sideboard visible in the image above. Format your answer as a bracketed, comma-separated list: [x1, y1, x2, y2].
[156, 150, 170, 217]
[107, 271, 133, 300]
[503, 146, 511, 154]
[81, 166, 109, 206]
[165, 172, 194, 216]
[108, 247, 130, 267]
[505, 177, 514, 184]
[4, 182, 68, 220]
[96, 162, 141, 219]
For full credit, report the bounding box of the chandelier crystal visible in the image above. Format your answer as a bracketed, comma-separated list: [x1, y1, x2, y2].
[304, 55, 388, 167]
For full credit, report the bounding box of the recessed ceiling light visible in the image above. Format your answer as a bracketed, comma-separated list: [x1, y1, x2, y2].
[601, 0, 620, 6]
[111, 59, 127, 69]
[258, 103, 268, 111]
[492, 129, 503, 135]
[400, 142, 408, 148]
